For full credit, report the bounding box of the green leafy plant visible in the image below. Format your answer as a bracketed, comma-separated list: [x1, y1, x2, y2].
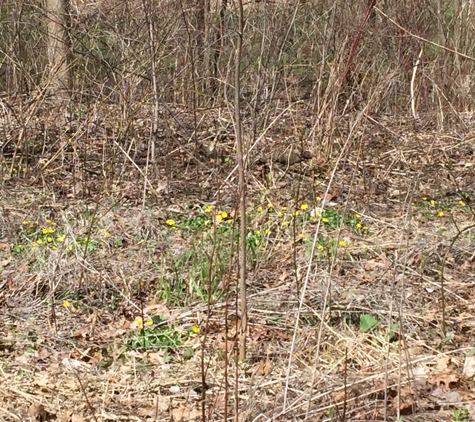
[360, 314, 379, 332]
[127, 317, 198, 353]
[321, 208, 341, 230]
[16, 218, 67, 253]
[344, 213, 369, 235]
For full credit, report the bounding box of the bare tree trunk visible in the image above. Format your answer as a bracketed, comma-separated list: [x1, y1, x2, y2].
[45, 0, 72, 103]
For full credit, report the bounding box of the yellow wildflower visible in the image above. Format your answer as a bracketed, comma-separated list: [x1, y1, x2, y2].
[56, 235, 65, 242]
[339, 240, 347, 246]
[36, 239, 43, 245]
[257, 206, 263, 213]
[104, 231, 111, 237]
[317, 245, 324, 250]
[166, 219, 175, 226]
[205, 205, 213, 213]
[437, 211, 444, 217]
[62, 300, 71, 308]
[46, 237, 53, 243]
[458, 200, 466, 207]
[191, 325, 200, 333]
[322, 217, 329, 223]
[430, 199, 436, 205]
[300, 204, 308, 210]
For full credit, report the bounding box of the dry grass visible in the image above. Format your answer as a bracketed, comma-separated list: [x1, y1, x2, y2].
[1, 105, 475, 421]
[2, 1, 475, 420]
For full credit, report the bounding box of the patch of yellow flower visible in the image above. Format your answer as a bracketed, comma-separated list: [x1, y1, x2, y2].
[217, 211, 228, 221]
[134, 317, 153, 330]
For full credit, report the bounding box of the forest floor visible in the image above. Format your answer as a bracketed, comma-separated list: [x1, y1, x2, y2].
[1, 106, 475, 421]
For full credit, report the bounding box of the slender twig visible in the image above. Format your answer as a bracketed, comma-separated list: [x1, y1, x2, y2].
[234, 0, 247, 362]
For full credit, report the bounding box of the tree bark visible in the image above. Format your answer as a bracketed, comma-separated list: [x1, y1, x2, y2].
[45, 0, 72, 103]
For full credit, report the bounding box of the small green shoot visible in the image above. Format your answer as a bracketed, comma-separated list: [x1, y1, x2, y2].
[452, 406, 469, 421]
